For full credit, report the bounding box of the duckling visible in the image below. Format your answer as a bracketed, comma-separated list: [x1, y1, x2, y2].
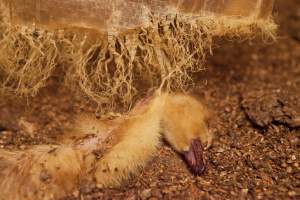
[0, 92, 213, 200]
[94, 93, 213, 187]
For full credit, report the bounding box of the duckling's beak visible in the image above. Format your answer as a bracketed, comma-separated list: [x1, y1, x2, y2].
[183, 139, 206, 175]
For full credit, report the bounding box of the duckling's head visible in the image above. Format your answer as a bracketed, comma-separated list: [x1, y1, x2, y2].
[162, 94, 213, 175]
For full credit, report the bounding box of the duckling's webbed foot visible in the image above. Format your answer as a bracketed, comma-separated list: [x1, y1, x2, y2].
[183, 139, 206, 175]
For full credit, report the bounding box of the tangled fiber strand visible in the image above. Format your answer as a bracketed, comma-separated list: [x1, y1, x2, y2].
[0, 13, 277, 112]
